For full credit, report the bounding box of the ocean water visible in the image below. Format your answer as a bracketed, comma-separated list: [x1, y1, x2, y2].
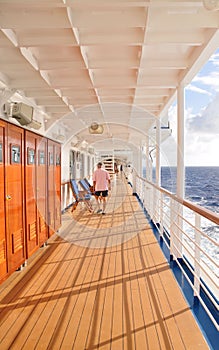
[148, 166, 219, 274]
[160, 166, 219, 214]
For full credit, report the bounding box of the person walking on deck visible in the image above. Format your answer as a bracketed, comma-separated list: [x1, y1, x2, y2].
[93, 162, 111, 215]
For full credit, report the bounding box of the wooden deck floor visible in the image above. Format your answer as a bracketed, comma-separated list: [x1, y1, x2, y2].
[0, 176, 209, 349]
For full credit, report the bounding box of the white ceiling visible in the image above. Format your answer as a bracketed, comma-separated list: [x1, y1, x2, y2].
[0, 0, 218, 150]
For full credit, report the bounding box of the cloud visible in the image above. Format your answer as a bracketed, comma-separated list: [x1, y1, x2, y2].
[193, 71, 219, 91]
[162, 49, 219, 166]
[185, 132, 219, 166]
[162, 94, 219, 166]
[186, 93, 219, 134]
[186, 83, 212, 96]
[209, 51, 219, 66]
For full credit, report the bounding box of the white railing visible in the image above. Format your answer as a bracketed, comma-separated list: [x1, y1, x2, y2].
[61, 181, 74, 211]
[133, 172, 219, 331]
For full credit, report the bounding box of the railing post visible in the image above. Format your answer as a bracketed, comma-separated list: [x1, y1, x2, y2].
[159, 192, 164, 241]
[170, 198, 174, 260]
[194, 213, 201, 302]
[150, 184, 154, 219]
[154, 187, 160, 225]
[176, 202, 183, 257]
[140, 178, 143, 202]
[144, 182, 150, 216]
[132, 169, 136, 194]
[152, 187, 156, 223]
[142, 180, 145, 206]
[170, 198, 182, 260]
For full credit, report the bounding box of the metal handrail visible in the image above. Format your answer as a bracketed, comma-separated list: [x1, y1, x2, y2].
[136, 174, 219, 225]
[133, 172, 219, 331]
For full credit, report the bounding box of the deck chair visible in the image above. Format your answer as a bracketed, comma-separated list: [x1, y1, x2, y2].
[70, 179, 93, 212]
[83, 178, 94, 194]
[79, 179, 103, 202]
[79, 178, 94, 195]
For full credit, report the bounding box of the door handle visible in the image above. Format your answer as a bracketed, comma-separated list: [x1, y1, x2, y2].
[6, 195, 12, 200]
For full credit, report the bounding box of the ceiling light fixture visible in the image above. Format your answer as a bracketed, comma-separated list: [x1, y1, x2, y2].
[89, 122, 104, 134]
[203, 0, 219, 11]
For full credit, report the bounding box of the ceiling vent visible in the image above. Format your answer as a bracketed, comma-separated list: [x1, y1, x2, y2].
[89, 122, 104, 134]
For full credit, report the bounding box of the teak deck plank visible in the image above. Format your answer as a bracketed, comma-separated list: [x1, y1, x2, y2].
[0, 243, 69, 349]
[0, 175, 209, 350]
[111, 237, 124, 350]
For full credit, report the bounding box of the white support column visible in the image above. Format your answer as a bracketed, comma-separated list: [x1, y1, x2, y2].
[155, 118, 161, 223]
[131, 149, 139, 194]
[156, 118, 161, 187]
[174, 83, 185, 258]
[146, 135, 153, 182]
[145, 135, 150, 181]
[177, 83, 185, 198]
[140, 144, 143, 177]
[133, 147, 141, 176]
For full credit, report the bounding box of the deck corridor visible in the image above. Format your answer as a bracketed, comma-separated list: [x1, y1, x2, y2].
[0, 175, 209, 349]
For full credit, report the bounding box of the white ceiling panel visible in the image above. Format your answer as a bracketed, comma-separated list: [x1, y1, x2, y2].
[0, 0, 218, 149]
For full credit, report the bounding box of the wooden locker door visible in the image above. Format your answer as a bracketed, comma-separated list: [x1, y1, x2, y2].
[25, 131, 39, 257]
[36, 137, 48, 246]
[55, 143, 61, 231]
[0, 121, 8, 282]
[6, 124, 25, 272]
[48, 140, 55, 236]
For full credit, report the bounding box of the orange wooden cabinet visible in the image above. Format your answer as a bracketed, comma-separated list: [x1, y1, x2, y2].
[0, 119, 61, 284]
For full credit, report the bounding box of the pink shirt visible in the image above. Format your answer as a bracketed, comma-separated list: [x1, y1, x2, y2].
[93, 168, 110, 191]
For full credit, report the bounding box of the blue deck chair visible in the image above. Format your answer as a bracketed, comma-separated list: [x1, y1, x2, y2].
[79, 179, 103, 202]
[79, 178, 94, 195]
[83, 178, 94, 194]
[70, 179, 93, 212]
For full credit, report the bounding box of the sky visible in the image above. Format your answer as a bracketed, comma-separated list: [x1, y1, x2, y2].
[161, 47, 219, 167]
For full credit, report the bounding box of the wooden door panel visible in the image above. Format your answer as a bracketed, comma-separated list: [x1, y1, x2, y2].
[6, 124, 25, 271]
[25, 131, 39, 257]
[48, 140, 55, 236]
[0, 121, 8, 281]
[37, 137, 48, 246]
[55, 144, 61, 230]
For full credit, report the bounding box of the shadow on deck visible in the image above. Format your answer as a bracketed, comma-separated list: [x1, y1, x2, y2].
[0, 176, 209, 349]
